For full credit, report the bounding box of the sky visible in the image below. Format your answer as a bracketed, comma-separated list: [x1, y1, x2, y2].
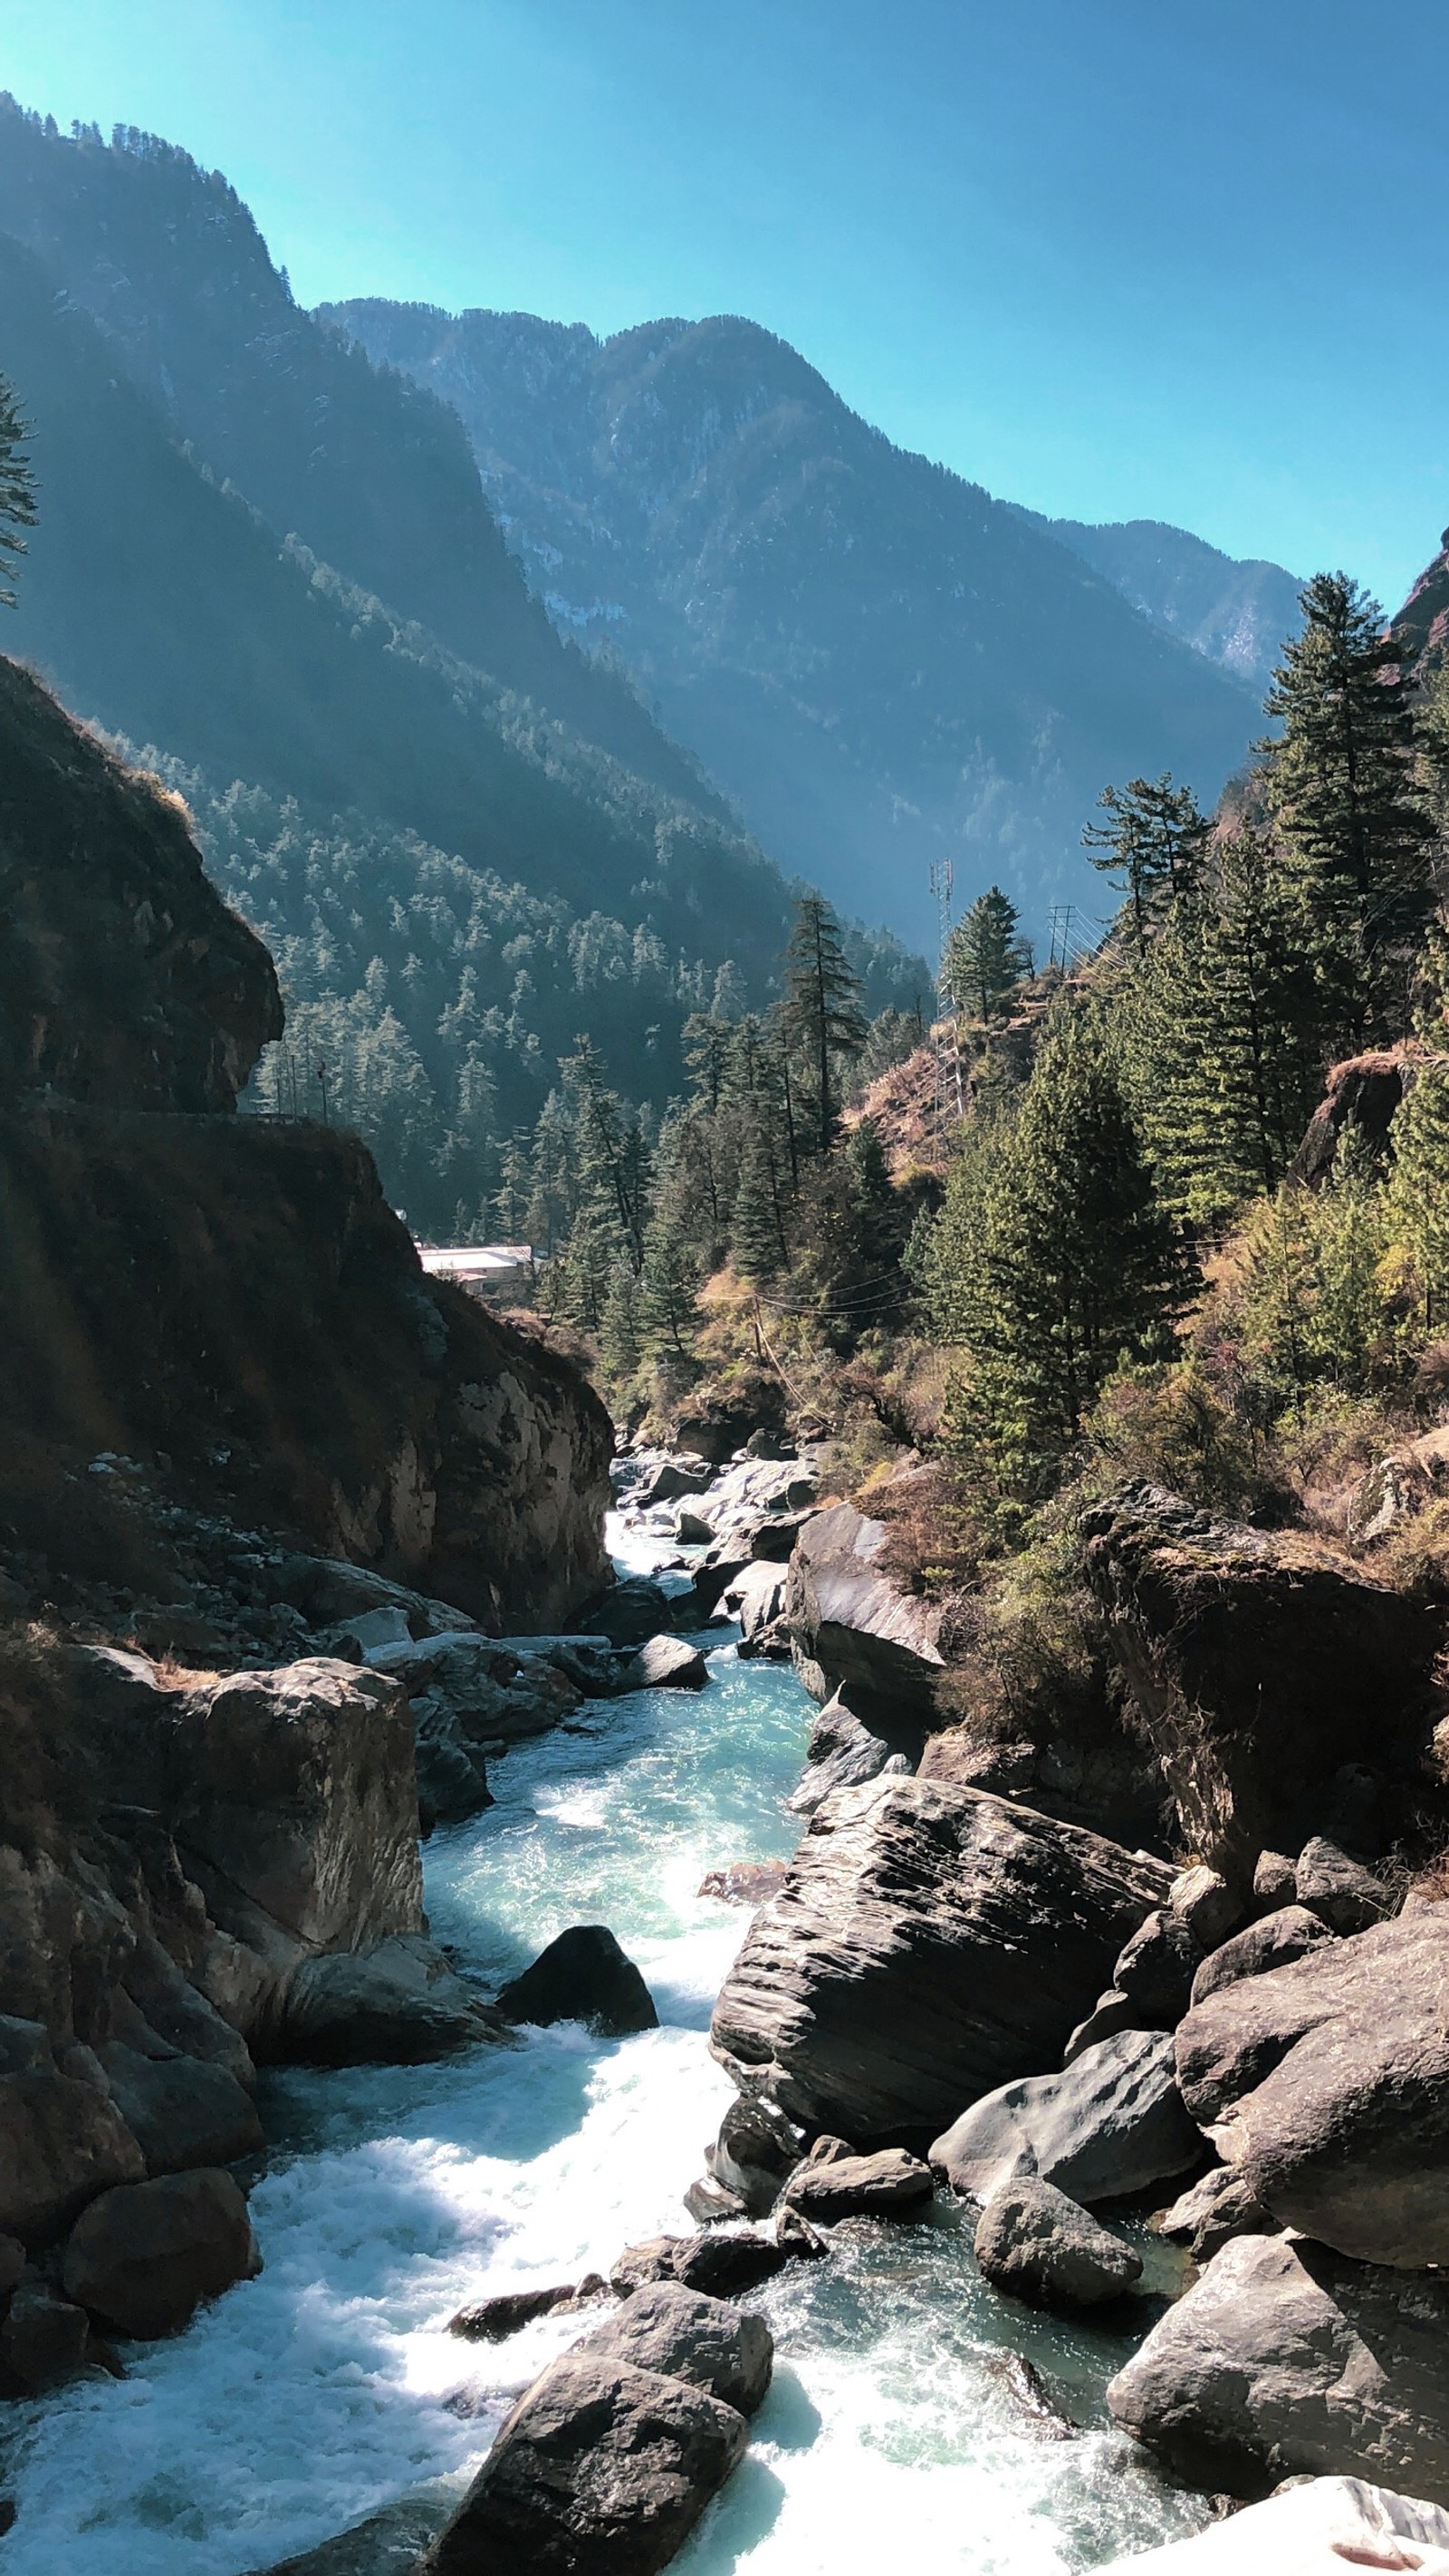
[2, 0, 1445, 605]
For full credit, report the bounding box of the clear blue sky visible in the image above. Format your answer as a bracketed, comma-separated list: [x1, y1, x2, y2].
[4, 0, 1444, 604]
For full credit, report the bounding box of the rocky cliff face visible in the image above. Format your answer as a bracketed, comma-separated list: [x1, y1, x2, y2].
[0, 655, 611, 1634]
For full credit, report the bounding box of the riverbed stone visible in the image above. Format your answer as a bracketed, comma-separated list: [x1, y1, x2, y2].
[779, 2145, 934, 2221]
[711, 1777, 1170, 2141]
[610, 2230, 792, 2298]
[95, 2043, 264, 2175]
[931, 2029, 1202, 2207]
[1167, 1867, 1241, 1950]
[572, 2280, 773, 2415]
[420, 2353, 749, 2575]
[62, 2167, 260, 2338]
[974, 2177, 1143, 2312]
[0, 2059, 146, 2244]
[1110, 1908, 1200, 2025]
[447, 2283, 577, 2340]
[1153, 2165, 1278, 2262]
[705, 2094, 805, 2216]
[494, 1927, 658, 2037]
[0, 2272, 100, 2394]
[635, 1636, 708, 1691]
[1293, 1835, 1393, 1933]
[280, 1936, 501, 2064]
[1108, 2231, 1449, 2502]
[1175, 1906, 1449, 2265]
[1188, 1903, 1336, 2006]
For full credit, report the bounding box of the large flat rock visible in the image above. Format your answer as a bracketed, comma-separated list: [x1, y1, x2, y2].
[710, 1775, 1169, 2141]
[783, 1502, 944, 1724]
[1175, 1906, 1449, 2266]
[1096, 2478, 1449, 2576]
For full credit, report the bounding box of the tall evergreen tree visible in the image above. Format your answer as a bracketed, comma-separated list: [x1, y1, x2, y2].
[781, 894, 868, 1154]
[933, 1015, 1180, 1491]
[943, 886, 1032, 1021]
[0, 373, 36, 610]
[1083, 774, 1209, 947]
[1262, 572, 1435, 1041]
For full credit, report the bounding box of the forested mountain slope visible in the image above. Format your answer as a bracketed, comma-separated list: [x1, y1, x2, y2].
[323, 298, 1271, 952]
[1010, 511, 1302, 697]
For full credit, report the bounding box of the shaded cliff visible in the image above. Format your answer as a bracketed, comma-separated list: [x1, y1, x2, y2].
[0, 656, 612, 1634]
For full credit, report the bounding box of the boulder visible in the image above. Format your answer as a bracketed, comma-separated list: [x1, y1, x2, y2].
[280, 1935, 502, 2065]
[634, 1636, 708, 1692]
[712, 1776, 1170, 2141]
[696, 1860, 788, 1908]
[1096, 2476, 1449, 2576]
[495, 1927, 658, 2038]
[413, 1725, 492, 1833]
[609, 2231, 791, 2299]
[1252, 1849, 1297, 1908]
[572, 2281, 773, 2415]
[1154, 2165, 1278, 2263]
[1080, 1485, 1444, 1876]
[254, 2497, 449, 2576]
[779, 2146, 934, 2221]
[0, 2273, 101, 2395]
[786, 1690, 915, 1818]
[705, 2094, 805, 2216]
[974, 2177, 1143, 2312]
[722, 1562, 787, 1648]
[448, 2283, 577, 2341]
[1188, 1903, 1336, 2006]
[62, 2167, 260, 2338]
[783, 1502, 944, 1723]
[634, 1456, 715, 1508]
[1175, 1908, 1449, 2266]
[1294, 1835, 1392, 1933]
[1168, 1866, 1241, 1950]
[1108, 2231, 1449, 2503]
[581, 1578, 678, 1647]
[1111, 1908, 1200, 2025]
[931, 2029, 1203, 2206]
[0, 2052, 145, 2244]
[684, 2177, 749, 2225]
[419, 2354, 749, 2576]
[1063, 1991, 1142, 2062]
[95, 2043, 264, 2174]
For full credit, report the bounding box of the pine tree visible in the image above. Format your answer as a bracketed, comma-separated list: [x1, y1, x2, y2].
[781, 895, 868, 1154]
[0, 374, 36, 610]
[1385, 1058, 1449, 1331]
[563, 1035, 649, 1270]
[1082, 774, 1209, 947]
[639, 1204, 701, 1355]
[1262, 573, 1435, 1042]
[936, 1015, 1181, 1490]
[733, 1117, 788, 1283]
[600, 1264, 645, 1380]
[943, 887, 1032, 1021]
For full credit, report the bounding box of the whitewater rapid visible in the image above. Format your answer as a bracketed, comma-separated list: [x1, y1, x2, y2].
[0, 1522, 1209, 2575]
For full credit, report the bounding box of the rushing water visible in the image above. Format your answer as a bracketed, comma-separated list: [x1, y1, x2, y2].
[1, 1522, 1208, 2576]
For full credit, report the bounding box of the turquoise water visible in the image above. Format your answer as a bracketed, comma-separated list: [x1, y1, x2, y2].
[0, 1542, 1206, 2575]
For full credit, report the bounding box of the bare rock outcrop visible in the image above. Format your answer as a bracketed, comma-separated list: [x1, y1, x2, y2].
[783, 1502, 944, 1727]
[1081, 1484, 1444, 1878]
[710, 1774, 1169, 2141]
[1175, 1907, 1449, 2267]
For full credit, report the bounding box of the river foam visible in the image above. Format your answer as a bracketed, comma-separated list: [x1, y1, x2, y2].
[0, 1534, 1208, 2575]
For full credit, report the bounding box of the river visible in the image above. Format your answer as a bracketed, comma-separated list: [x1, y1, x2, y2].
[2, 1522, 1208, 2576]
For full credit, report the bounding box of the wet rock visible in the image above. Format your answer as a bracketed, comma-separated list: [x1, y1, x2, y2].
[254, 2494, 451, 2576]
[1111, 1908, 1201, 2026]
[1175, 1907, 1449, 2266]
[974, 2177, 1143, 2312]
[783, 1502, 944, 1724]
[1188, 1904, 1336, 2007]
[419, 2353, 749, 2576]
[635, 1636, 708, 1691]
[448, 2283, 578, 2341]
[773, 2207, 829, 2259]
[1080, 1485, 1444, 1877]
[684, 2176, 749, 2225]
[696, 1860, 787, 1908]
[495, 1927, 658, 2037]
[1095, 2478, 1449, 2576]
[1154, 2166, 1278, 2263]
[1293, 1836, 1392, 1934]
[705, 2094, 805, 2217]
[0, 2272, 101, 2394]
[930, 2029, 1202, 2207]
[572, 2281, 773, 2415]
[779, 2145, 934, 2222]
[986, 2350, 1076, 2438]
[62, 2167, 260, 2338]
[712, 1776, 1170, 2141]
[722, 1562, 787, 1649]
[787, 1690, 915, 1819]
[1252, 1850, 1296, 1909]
[610, 2231, 792, 2299]
[95, 2043, 264, 2175]
[280, 1935, 502, 2065]
[1168, 1867, 1242, 1951]
[581, 1579, 680, 1646]
[0, 2044, 146, 2244]
[1108, 2231, 1449, 2503]
[413, 1725, 492, 1833]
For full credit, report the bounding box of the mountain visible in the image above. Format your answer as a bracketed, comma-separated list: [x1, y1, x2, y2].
[1010, 513, 1302, 697]
[0, 102, 924, 1229]
[1391, 524, 1449, 668]
[321, 300, 1272, 953]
